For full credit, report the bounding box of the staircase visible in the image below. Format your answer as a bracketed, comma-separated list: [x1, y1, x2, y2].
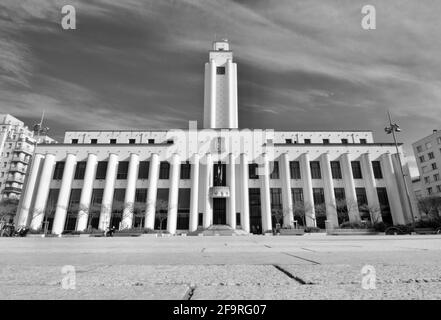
[187, 225, 249, 236]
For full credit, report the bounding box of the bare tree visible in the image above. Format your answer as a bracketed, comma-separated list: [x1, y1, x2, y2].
[156, 199, 169, 231]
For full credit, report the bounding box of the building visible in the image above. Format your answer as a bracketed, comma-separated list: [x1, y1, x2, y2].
[0, 114, 56, 199]
[16, 40, 418, 235]
[411, 177, 423, 200]
[412, 130, 441, 197]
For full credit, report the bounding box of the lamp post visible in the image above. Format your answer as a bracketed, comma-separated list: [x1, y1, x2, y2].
[384, 111, 416, 228]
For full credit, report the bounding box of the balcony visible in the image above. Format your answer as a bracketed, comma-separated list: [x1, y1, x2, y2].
[209, 186, 230, 198]
[14, 145, 33, 155]
[6, 175, 25, 184]
[9, 166, 27, 174]
[11, 155, 30, 164]
[2, 186, 22, 194]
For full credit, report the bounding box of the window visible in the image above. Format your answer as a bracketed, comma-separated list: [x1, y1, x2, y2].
[216, 66, 225, 74]
[432, 163, 437, 170]
[428, 152, 435, 160]
[129, 139, 136, 144]
[426, 142, 432, 149]
[360, 139, 367, 144]
[289, 161, 301, 179]
[166, 139, 173, 144]
[323, 139, 330, 144]
[148, 139, 155, 144]
[110, 139, 117, 144]
[356, 188, 368, 207]
[304, 139, 311, 144]
[427, 187, 433, 195]
[341, 139, 348, 144]
[351, 161, 363, 179]
[270, 188, 283, 211]
[270, 161, 279, 179]
[74, 161, 86, 180]
[71, 139, 78, 144]
[372, 161, 383, 179]
[377, 187, 392, 225]
[434, 173, 440, 182]
[424, 176, 430, 184]
[312, 188, 325, 205]
[117, 161, 129, 179]
[310, 161, 321, 179]
[437, 185, 441, 193]
[90, 139, 97, 144]
[291, 188, 303, 203]
[416, 145, 423, 153]
[331, 161, 342, 179]
[177, 188, 191, 229]
[53, 162, 65, 180]
[180, 162, 191, 179]
[95, 161, 108, 180]
[437, 137, 441, 144]
[249, 163, 259, 179]
[138, 161, 149, 179]
[334, 188, 346, 200]
[285, 139, 292, 144]
[159, 161, 170, 179]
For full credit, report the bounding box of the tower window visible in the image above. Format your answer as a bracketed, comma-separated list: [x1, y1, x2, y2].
[216, 66, 225, 75]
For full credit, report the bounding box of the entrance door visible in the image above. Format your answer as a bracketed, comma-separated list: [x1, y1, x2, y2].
[213, 198, 227, 225]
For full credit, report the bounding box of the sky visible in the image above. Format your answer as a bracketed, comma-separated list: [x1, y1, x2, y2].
[1, 0, 441, 177]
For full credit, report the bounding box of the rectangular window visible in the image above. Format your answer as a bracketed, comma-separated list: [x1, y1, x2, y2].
[177, 188, 191, 230]
[180, 162, 191, 179]
[312, 188, 325, 204]
[291, 188, 304, 203]
[304, 139, 311, 144]
[331, 161, 342, 179]
[159, 161, 170, 179]
[135, 188, 147, 203]
[270, 161, 279, 179]
[323, 139, 330, 144]
[356, 188, 368, 206]
[148, 139, 155, 144]
[138, 161, 149, 179]
[116, 161, 129, 179]
[216, 66, 225, 74]
[67, 189, 82, 214]
[95, 161, 108, 180]
[270, 188, 283, 211]
[90, 139, 97, 144]
[91, 189, 104, 210]
[377, 187, 392, 225]
[372, 161, 383, 179]
[289, 161, 301, 179]
[424, 176, 430, 184]
[351, 161, 363, 179]
[334, 188, 346, 200]
[419, 155, 425, 163]
[432, 163, 437, 170]
[53, 162, 65, 180]
[129, 139, 136, 144]
[110, 139, 117, 144]
[71, 139, 78, 144]
[285, 139, 292, 144]
[416, 145, 423, 153]
[112, 189, 126, 215]
[74, 161, 87, 180]
[341, 139, 348, 144]
[249, 163, 259, 179]
[437, 137, 441, 144]
[426, 142, 432, 149]
[434, 173, 440, 181]
[428, 152, 435, 160]
[310, 161, 321, 179]
[360, 139, 367, 144]
[428, 187, 433, 195]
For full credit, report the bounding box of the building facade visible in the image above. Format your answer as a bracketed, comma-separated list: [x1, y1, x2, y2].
[16, 40, 418, 235]
[412, 130, 441, 198]
[0, 114, 55, 199]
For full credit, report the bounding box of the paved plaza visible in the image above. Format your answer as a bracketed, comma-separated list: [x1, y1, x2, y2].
[1, 234, 441, 299]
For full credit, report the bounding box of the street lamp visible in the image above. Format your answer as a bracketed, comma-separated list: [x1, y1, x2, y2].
[384, 111, 416, 228]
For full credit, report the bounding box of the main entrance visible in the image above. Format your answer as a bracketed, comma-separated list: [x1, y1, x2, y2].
[213, 198, 227, 225]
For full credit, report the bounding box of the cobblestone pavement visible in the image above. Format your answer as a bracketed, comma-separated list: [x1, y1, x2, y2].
[1, 234, 441, 299]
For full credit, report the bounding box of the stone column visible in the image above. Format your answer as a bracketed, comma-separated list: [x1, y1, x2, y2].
[360, 153, 382, 223]
[76, 153, 98, 231]
[341, 153, 361, 223]
[30, 153, 56, 230]
[98, 153, 118, 230]
[280, 153, 294, 227]
[227, 153, 236, 229]
[381, 153, 405, 225]
[210, 59, 216, 127]
[145, 153, 160, 229]
[203, 153, 213, 228]
[259, 153, 272, 232]
[122, 153, 139, 229]
[167, 154, 180, 234]
[240, 153, 250, 233]
[52, 153, 77, 235]
[17, 154, 43, 227]
[299, 153, 316, 227]
[320, 153, 338, 228]
[189, 153, 200, 232]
